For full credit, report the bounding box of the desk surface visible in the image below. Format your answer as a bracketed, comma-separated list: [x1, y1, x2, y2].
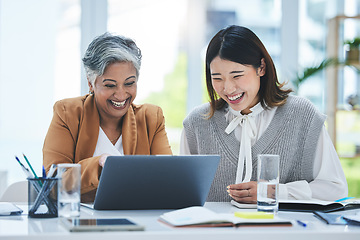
[0, 202, 359, 240]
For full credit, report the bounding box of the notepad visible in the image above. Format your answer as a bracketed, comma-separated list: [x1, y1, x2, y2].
[158, 206, 292, 227]
[234, 212, 274, 219]
[0, 202, 23, 216]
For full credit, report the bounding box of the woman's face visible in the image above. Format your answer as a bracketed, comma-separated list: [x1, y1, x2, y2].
[210, 56, 265, 114]
[89, 61, 137, 122]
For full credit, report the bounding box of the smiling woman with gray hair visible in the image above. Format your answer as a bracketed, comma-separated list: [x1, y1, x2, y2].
[83, 32, 142, 85]
[43, 32, 172, 202]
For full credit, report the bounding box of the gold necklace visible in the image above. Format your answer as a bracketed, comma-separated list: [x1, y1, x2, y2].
[102, 124, 122, 144]
[110, 134, 120, 144]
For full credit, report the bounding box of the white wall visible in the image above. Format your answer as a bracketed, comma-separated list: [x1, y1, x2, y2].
[0, 0, 58, 184]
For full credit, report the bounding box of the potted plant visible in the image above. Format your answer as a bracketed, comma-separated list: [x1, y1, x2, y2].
[344, 37, 360, 62]
[291, 57, 360, 92]
[292, 58, 338, 91]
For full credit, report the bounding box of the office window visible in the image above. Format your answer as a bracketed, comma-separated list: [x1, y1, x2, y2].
[107, 0, 282, 154]
[298, 0, 360, 197]
[0, 0, 80, 193]
[107, 0, 189, 153]
[107, 0, 188, 102]
[1, 0, 359, 198]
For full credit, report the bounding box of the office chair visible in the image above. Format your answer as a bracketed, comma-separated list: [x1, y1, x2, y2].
[0, 181, 28, 202]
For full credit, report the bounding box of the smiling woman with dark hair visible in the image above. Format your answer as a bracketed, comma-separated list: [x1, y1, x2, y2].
[43, 32, 172, 202]
[180, 25, 347, 204]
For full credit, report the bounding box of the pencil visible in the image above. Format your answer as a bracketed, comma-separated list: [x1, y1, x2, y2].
[23, 153, 39, 179]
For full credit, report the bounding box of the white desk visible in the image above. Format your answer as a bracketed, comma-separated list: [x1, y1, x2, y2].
[0, 202, 359, 240]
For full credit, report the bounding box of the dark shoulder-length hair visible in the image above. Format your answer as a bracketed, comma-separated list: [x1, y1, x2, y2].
[205, 25, 292, 118]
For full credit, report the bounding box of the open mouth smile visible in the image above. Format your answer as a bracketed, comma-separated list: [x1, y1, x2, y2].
[227, 92, 244, 103]
[109, 98, 128, 108]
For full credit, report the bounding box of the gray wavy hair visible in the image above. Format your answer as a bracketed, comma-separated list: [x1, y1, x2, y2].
[82, 32, 142, 85]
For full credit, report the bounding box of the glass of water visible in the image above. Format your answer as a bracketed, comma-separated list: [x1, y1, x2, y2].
[257, 154, 279, 213]
[57, 163, 81, 218]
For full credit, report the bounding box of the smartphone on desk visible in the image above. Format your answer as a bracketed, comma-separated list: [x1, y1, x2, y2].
[60, 218, 145, 232]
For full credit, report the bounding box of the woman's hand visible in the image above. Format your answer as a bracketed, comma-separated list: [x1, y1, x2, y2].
[227, 181, 257, 204]
[98, 153, 110, 167]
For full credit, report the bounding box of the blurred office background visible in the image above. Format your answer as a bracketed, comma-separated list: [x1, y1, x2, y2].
[0, 0, 359, 197]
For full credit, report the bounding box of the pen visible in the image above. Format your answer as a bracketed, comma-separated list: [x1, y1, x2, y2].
[296, 220, 307, 227]
[47, 164, 56, 178]
[42, 165, 46, 178]
[335, 197, 354, 202]
[18, 154, 42, 187]
[15, 156, 33, 179]
[23, 153, 39, 179]
[15, 156, 42, 190]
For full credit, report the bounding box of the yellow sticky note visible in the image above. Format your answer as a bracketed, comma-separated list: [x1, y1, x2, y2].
[234, 212, 274, 219]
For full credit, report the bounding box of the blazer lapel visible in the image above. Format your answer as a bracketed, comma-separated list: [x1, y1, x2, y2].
[122, 104, 137, 155]
[75, 94, 100, 162]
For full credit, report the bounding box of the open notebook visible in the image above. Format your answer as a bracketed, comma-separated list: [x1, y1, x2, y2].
[158, 206, 292, 227]
[83, 155, 220, 210]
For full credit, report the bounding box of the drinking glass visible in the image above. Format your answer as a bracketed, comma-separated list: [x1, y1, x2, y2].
[257, 154, 279, 213]
[57, 163, 81, 217]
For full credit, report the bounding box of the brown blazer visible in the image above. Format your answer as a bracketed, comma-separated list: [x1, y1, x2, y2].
[43, 94, 172, 201]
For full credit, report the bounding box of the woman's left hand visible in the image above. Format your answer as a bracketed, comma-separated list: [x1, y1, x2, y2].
[227, 181, 257, 204]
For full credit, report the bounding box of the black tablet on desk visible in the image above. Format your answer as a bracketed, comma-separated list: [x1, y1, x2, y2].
[91, 155, 220, 210]
[60, 218, 145, 232]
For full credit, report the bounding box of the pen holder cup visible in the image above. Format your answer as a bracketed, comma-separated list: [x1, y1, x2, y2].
[28, 177, 58, 218]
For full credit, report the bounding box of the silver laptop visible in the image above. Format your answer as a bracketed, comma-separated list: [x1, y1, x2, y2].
[91, 155, 220, 210]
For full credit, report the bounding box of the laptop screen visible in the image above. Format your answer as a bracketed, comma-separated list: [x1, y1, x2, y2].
[93, 155, 220, 210]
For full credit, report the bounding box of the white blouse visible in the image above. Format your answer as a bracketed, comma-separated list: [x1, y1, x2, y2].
[180, 105, 348, 201]
[92, 127, 124, 157]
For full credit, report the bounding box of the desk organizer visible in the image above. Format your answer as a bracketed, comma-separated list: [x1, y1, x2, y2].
[27, 177, 58, 218]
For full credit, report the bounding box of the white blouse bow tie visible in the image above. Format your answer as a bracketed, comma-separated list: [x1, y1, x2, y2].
[225, 103, 264, 183]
